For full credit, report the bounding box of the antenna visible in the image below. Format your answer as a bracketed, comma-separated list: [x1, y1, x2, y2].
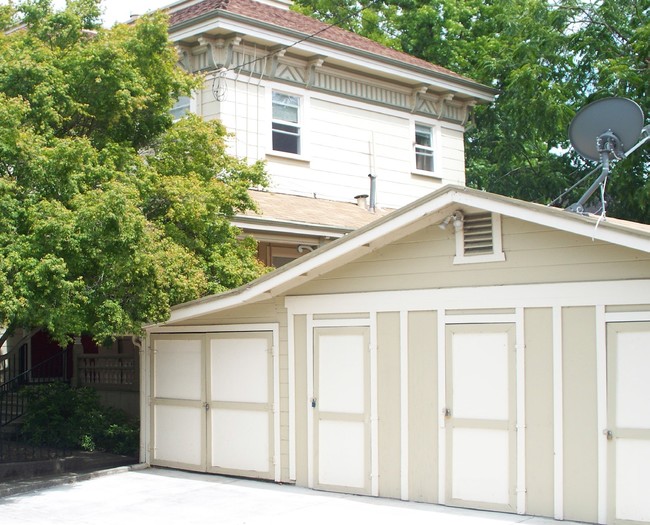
[567, 97, 647, 214]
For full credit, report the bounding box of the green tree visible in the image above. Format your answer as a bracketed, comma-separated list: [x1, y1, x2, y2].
[294, 0, 649, 221]
[0, 1, 268, 345]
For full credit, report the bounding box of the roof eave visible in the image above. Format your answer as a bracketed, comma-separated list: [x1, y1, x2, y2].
[153, 185, 650, 327]
[169, 10, 496, 101]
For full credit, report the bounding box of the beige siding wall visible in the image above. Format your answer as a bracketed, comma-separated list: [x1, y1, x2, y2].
[439, 127, 465, 184]
[294, 218, 650, 295]
[562, 307, 598, 523]
[524, 308, 554, 516]
[293, 314, 308, 486]
[408, 311, 438, 503]
[377, 312, 402, 499]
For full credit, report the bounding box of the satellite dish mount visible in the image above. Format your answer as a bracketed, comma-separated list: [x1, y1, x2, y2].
[567, 97, 647, 214]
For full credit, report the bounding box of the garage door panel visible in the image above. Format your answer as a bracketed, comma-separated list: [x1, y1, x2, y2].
[615, 439, 650, 522]
[451, 332, 509, 421]
[451, 427, 510, 505]
[615, 332, 650, 429]
[318, 334, 365, 414]
[154, 404, 203, 466]
[154, 338, 202, 400]
[211, 408, 270, 472]
[210, 336, 269, 404]
[608, 323, 650, 524]
[318, 419, 366, 489]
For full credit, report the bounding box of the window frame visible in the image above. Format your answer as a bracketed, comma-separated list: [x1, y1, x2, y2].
[414, 123, 435, 173]
[270, 89, 305, 159]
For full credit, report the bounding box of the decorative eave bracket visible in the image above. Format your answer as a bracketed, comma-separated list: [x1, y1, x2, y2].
[198, 33, 243, 69]
[306, 55, 326, 87]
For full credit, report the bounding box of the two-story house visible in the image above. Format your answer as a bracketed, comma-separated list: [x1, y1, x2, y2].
[166, 0, 496, 265]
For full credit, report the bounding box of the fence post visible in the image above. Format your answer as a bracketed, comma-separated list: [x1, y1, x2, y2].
[72, 337, 83, 387]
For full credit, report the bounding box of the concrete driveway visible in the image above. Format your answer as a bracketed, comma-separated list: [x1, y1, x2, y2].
[0, 467, 568, 525]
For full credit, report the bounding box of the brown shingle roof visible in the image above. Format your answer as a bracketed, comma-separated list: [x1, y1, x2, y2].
[168, 0, 480, 85]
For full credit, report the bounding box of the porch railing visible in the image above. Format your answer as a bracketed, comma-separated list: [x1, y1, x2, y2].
[76, 353, 138, 391]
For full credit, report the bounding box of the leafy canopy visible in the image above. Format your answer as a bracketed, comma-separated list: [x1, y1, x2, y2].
[0, 0, 268, 344]
[294, 0, 649, 222]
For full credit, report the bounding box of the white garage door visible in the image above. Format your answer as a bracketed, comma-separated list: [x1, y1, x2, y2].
[151, 332, 274, 478]
[445, 324, 516, 513]
[607, 322, 650, 524]
[313, 327, 371, 494]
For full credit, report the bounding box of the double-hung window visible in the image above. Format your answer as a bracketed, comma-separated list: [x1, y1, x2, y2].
[272, 91, 301, 155]
[414, 124, 434, 172]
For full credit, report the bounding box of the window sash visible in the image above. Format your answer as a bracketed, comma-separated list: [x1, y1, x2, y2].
[272, 91, 301, 154]
[414, 125, 434, 172]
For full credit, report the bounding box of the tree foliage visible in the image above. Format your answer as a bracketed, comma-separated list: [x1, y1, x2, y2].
[0, 1, 268, 344]
[294, 0, 649, 221]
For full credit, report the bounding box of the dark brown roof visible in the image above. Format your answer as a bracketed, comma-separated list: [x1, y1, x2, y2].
[168, 0, 480, 85]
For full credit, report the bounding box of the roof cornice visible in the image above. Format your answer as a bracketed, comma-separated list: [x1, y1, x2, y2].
[169, 8, 497, 100]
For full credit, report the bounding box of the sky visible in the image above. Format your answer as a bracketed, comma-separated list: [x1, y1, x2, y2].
[2, 0, 176, 27]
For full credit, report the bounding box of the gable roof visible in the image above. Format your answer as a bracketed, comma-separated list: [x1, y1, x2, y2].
[158, 185, 650, 325]
[166, 0, 496, 98]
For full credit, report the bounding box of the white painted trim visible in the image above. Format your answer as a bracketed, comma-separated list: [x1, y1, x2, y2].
[596, 305, 607, 524]
[400, 311, 409, 501]
[450, 191, 650, 253]
[172, 18, 494, 102]
[285, 280, 650, 315]
[164, 176, 650, 324]
[515, 308, 526, 515]
[370, 312, 379, 497]
[553, 306, 564, 521]
[287, 311, 296, 481]
[604, 311, 650, 323]
[272, 328, 281, 482]
[445, 314, 518, 325]
[453, 252, 506, 265]
[437, 310, 446, 504]
[312, 318, 371, 328]
[147, 323, 280, 333]
[306, 314, 314, 489]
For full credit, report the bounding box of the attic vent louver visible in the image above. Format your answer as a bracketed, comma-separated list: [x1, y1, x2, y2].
[463, 213, 494, 255]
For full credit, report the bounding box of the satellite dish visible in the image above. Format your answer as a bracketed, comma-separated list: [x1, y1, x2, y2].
[566, 97, 646, 214]
[569, 97, 644, 161]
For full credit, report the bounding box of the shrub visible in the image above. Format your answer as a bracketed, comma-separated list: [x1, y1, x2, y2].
[20, 382, 139, 457]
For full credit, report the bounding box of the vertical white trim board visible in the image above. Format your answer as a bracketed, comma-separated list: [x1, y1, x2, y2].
[273, 328, 281, 482]
[306, 314, 314, 489]
[370, 312, 379, 497]
[287, 311, 296, 481]
[515, 308, 526, 515]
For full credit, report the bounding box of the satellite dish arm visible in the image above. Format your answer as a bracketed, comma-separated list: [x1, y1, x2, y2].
[624, 125, 650, 157]
[568, 156, 610, 213]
